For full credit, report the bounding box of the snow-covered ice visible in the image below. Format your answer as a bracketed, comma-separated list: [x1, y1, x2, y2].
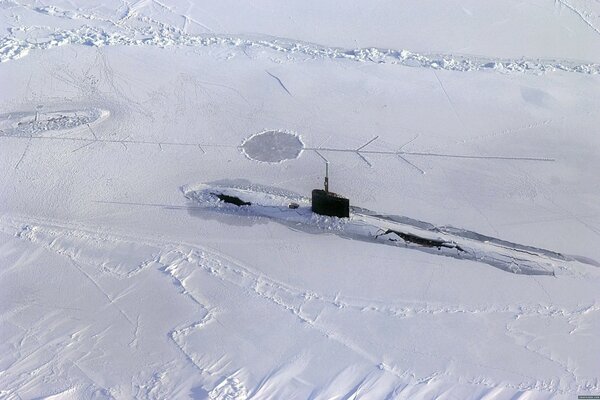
[1, 1, 600, 399]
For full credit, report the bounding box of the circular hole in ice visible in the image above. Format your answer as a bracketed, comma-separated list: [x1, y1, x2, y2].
[241, 130, 304, 163]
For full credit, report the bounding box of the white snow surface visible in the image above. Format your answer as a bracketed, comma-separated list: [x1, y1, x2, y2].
[1, 1, 600, 399]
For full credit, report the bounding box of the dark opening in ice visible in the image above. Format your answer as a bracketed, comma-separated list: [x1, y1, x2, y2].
[241, 130, 304, 163]
[211, 192, 251, 206]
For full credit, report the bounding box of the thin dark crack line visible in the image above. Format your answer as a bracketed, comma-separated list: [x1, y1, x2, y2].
[71, 141, 96, 153]
[305, 147, 555, 162]
[314, 150, 329, 163]
[14, 138, 32, 170]
[399, 151, 554, 162]
[397, 154, 426, 174]
[356, 135, 379, 151]
[86, 123, 97, 139]
[398, 134, 421, 152]
[265, 70, 292, 96]
[0, 134, 555, 162]
[433, 70, 466, 131]
[354, 136, 380, 166]
[556, 0, 600, 36]
[0, 134, 237, 148]
[357, 152, 372, 167]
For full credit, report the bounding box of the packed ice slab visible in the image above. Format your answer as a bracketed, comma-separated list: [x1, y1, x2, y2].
[1, 0, 600, 399]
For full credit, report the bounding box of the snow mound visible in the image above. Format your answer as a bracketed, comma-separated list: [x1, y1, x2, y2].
[0, 108, 108, 137]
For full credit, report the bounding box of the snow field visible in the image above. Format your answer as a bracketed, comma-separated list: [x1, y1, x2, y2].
[1, 0, 600, 399]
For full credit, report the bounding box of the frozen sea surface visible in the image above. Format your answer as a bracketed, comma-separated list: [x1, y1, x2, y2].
[1, 1, 600, 399]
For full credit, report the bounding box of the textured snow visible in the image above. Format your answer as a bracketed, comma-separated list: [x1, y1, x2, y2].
[1, 1, 600, 399]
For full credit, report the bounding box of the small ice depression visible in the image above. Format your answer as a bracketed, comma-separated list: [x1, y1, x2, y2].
[0, 108, 108, 136]
[241, 130, 304, 163]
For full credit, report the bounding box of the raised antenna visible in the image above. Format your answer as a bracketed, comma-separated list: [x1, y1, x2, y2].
[324, 161, 329, 193]
[311, 150, 350, 218]
[311, 151, 349, 218]
[314, 150, 330, 193]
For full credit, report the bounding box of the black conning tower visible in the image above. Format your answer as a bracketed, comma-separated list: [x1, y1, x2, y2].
[311, 162, 349, 218]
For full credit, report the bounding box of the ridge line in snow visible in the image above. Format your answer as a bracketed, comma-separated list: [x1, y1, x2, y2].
[1, 27, 600, 75]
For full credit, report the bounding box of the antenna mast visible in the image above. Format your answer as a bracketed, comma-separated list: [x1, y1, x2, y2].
[324, 161, 329, 193]
[311, 154, 349, 218]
